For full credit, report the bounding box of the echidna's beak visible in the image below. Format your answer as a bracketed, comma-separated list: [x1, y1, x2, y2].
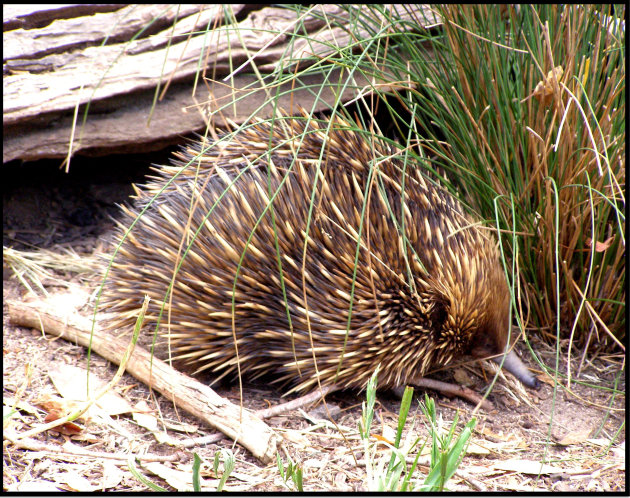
[492, 349, 540, 389]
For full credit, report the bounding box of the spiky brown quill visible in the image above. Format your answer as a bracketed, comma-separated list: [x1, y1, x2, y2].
[101, 114, 538, 393]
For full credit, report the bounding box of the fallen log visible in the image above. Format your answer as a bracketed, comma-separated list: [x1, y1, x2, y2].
[7, 297, 280, 464]
[3, 4, 440, 162]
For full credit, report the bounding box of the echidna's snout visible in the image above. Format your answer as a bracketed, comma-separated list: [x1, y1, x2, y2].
[492, 348, 539, 389]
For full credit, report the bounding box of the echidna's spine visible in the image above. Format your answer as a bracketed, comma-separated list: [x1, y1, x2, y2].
[101, 114, 537, 392]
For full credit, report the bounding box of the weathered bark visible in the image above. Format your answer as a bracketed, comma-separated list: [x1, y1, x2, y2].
[3, 4, 440, 163]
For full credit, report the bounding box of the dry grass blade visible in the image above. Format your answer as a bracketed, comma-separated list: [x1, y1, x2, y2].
[3, 246, 100, 296]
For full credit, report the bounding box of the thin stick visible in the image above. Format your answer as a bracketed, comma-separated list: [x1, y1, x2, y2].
[255, 384, 337, 419]
[411, 377, 494, 411]
[7, 297, 279, 464]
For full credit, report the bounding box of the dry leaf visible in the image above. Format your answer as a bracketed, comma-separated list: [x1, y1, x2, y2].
[466, 441, 490, 455]
[303, 458, 326, 469]
[43, 409, 83, 435]
[36, 393, 88, 433]
[480, 427, 510, 441]
[537, 372, 558, 386]
[133, 411, 159, 432]
[48, 364, 133, 416]
[163, 419, 198, 434]
[144, 462, 195, 492]
[37, 393, 83, 416]
[281, 429, 310, 446]
[100, 462, 125, 490]
[494, 458, 563, 475]
[555, 428, 592, 445]
[3, 396, 43, 416]
[8, 480, 62, 492]
[59, 472, 96, 492]
[585, 236, 614, 252]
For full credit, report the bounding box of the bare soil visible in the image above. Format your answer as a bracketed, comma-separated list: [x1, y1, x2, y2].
[3, 158, 625, 492]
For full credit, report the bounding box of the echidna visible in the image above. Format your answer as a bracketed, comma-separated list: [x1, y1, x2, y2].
[101, 113, 538, 393]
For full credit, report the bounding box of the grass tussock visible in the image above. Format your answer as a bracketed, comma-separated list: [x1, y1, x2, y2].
[290, 4, 625, 353]
[428, 5, 625, 352]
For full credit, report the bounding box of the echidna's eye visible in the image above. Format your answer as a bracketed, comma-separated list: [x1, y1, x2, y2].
[430, 300, 447, 331]
[470, 332, 494, 358]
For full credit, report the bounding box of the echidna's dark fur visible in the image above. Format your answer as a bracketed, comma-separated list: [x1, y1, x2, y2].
[101, 114, 537, 393]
